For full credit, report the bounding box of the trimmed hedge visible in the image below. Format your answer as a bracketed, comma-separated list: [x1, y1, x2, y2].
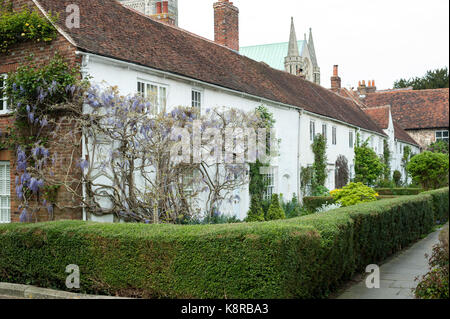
[422, 187, 449, 224]
[374, 188, 423, 196]
[0, 188, 448, 299]
[303, 196, 335, 212]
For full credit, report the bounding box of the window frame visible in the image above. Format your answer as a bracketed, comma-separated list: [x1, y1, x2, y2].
[137, 80, 168, 115]
[191, 89, 202, 109]
[0, 161, 11, 224]
[0, 74, 9, 115]
[332, 126, 337, 145]
[436, 130, 449, 142]
[310, 121, 315, 141]
[262, 167, 277, 201]
[322, 123, 327, 141]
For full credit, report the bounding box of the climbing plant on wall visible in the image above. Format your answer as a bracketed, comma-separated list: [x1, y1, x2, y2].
[1, 54, 84, 222]
[0, 4, 58, 53]
[311, 133, 327, 191]
[382, 139, 391, 181]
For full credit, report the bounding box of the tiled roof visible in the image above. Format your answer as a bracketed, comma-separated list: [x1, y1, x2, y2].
[240, 41, 306, 71]
[34, 0, 385, 136]
[393, 121, 419, 146]
[363, 88, 449, 130]
[362, 106, 390, 129]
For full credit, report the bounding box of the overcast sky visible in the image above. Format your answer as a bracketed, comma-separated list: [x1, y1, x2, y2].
[178, 0, 449, 90]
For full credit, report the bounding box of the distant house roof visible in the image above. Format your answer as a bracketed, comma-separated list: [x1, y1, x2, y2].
[363, 88, 449, 130]
[363, 106, 390, 129]
[240, 41, 305, 71]
[362, 106, 419, 146]
[33, 0, 385, 136]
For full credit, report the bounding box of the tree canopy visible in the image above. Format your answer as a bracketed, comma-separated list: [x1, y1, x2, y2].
[393, 67, 449, 90]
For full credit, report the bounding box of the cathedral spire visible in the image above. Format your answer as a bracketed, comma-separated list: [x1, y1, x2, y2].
[308, 28, 318, 67]
[287, 17, 300, 57]
[285, 17, 302, 76]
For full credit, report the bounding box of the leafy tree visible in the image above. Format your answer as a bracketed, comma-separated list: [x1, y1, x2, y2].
[354, 137, 384, 186]
[266, 194, 285, 221]
[311, 134, 327, 191]
[245, 196, 265, 222]
[406, 151, 449, 190]
[402, 145, 412, 182]
[428, 140, 449, 154]
[394, 67, 449, 90]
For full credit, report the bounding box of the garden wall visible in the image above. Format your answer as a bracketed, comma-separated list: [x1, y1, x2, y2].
[0, 188, 448, 299]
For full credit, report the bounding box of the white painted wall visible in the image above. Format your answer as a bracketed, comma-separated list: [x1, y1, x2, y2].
[81, 53, 418, 222]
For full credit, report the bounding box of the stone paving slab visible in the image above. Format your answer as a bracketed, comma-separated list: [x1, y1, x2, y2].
[336, 227, 443, 299]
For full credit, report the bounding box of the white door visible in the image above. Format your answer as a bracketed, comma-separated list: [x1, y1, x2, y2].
[0, 161, 11, 223]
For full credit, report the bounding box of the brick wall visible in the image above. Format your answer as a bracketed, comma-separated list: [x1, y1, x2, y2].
[406, 128, 447, 149]
[0, 0, 83, 222]
[213, 0, 239, 52]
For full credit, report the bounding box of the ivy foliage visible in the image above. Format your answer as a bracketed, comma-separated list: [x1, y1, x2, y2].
[248, 105, 275, 202]
[0, 4, 58, 53]
[406, 151, 449, 190]
[311, 133, 327, 190]
[354, 134, 384, 186]
[382, 139, 391, 181]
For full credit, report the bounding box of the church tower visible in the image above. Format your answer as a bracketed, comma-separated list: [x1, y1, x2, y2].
[284, 18, 303, 76]
[119, 0, 178, 26]
[308, 28, 321, 85]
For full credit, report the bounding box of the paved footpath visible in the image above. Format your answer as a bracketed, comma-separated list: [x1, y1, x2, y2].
[336, 227, 443, 299]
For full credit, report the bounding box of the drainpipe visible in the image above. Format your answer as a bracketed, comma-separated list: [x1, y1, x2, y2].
[297, 109, 302, 203]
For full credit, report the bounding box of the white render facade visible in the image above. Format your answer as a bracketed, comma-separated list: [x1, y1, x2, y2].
[79, 52, 418, 222]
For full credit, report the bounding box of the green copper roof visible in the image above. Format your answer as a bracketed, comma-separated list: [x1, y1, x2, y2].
[240, 41, 305, 71]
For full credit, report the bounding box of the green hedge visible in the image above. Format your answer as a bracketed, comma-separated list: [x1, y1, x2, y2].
[0, 188, 448, 299]
[422, 187, 449, 224]
[303, 196, 335, 212]
[374, 188, 423, 196]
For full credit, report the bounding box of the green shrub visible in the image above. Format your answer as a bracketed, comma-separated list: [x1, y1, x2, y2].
[282, 194, 304, 219]
[0, 6, 57, 53]
[331, 182, 378, 207]
[393, 170, 402, 186]
[311, 185, 330, 197]
[303, 196, 336, 212]
[0, 188, 447, 299]
[406, 151, 449, 190]
[354, 138, 384, 186]
[375, 188, 423, 196]
[265, 194, 286, 221]
[415, 225, 449, 299]
[246, 196, 265, 222]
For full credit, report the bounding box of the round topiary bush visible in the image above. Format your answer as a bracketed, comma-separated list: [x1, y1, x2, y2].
[331, 182, 378, 207]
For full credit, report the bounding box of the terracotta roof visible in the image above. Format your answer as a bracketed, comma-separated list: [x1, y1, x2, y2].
[393, 121, 419, 146]
[32, 0, 386, 136]
[362, 106, 419, 146]
[362, 106, 390, 129]
[363, 88, 449, 130]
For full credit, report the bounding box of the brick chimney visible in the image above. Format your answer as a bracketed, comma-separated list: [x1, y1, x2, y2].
[357, 80, 367, 97]
[366, 80, 377, 93]
[331, 65, 341, 91]
[213, 0, 239, 51]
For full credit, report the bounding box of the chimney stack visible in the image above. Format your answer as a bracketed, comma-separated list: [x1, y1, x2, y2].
[213, 0, 239, 51]
[331, 65, 341, 91]
[367, 79, 377, 93]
